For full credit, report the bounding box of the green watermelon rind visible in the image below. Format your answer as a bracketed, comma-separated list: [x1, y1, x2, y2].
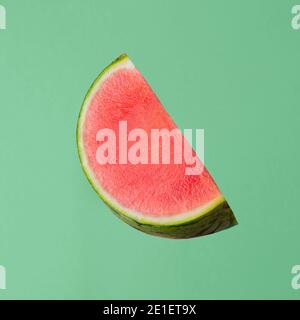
[76, 54, 237, 238]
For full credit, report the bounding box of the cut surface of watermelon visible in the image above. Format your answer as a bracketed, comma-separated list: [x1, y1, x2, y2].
[77, 54, 237, 238]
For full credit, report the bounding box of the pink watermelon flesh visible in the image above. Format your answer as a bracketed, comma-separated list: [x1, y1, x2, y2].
[82, 62, 222, 218]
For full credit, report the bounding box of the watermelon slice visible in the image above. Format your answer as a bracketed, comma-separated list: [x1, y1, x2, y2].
[77, 54, 237, 239]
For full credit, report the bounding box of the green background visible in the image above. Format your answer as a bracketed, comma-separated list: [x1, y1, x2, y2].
[0, 0, 299, 299]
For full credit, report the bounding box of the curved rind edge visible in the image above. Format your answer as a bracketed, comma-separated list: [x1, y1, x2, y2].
[109, 200, 237, 239]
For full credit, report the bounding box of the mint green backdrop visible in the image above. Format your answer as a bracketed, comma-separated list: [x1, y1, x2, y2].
[0, 0, 299, 299]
